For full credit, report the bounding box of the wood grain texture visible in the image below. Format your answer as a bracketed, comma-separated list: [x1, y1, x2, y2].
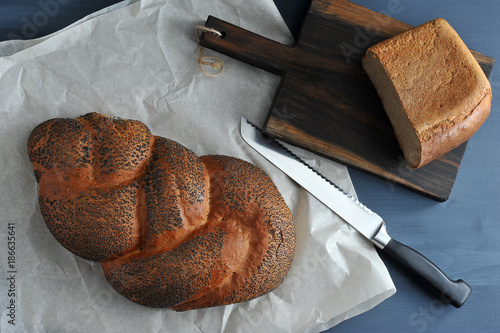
[199, 0, 495, 201]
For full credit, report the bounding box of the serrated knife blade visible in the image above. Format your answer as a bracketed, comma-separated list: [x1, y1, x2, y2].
[240, 116, 471, 308]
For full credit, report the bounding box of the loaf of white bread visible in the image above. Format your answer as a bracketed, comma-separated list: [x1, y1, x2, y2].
[27, 112, 295, 311]
[363, 18, 492, 168]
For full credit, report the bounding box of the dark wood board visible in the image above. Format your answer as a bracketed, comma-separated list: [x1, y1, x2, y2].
[199, 0, 495, 201]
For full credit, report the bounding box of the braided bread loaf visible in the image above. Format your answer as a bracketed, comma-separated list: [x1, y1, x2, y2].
[27, 112, 295, 311]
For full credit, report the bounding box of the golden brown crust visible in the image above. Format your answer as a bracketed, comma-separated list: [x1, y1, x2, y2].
[363, 18, 491, 168]
[171, 155, 295, 311]
[103, 230, 227, 308]
[419, 90, 491, 167]
[28, 113, 153, 261]
[142, 136, 210, 254]
[27, 112, 295, 310]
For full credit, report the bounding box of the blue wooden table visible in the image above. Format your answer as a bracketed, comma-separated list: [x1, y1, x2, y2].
[1, 1, 498, 332]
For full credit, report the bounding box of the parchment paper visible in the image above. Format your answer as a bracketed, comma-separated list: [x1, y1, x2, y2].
[0, 0, 395, 332]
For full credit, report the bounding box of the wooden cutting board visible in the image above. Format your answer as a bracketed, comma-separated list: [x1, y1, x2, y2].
[199, 0, 495, 201]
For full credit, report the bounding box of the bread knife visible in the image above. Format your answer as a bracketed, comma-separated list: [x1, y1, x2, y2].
[240, 116, 471, 308]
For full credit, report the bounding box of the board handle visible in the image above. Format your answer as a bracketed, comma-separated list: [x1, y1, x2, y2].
[199, 16, 292, 75]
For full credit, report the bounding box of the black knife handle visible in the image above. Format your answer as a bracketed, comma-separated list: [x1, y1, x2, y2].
[383, 239, 471, 308]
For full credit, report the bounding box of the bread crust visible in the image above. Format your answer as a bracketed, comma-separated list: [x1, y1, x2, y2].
[419, 91, 491, 167]
[27, 112, 295, 310]
[363, 18, 492, 168]
[28, 113, 154, 261]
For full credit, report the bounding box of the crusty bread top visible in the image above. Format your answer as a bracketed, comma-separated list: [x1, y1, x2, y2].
[27, 113, 155, 261]
[27, 112, 295, 310]
[366, 18, 491, 141]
